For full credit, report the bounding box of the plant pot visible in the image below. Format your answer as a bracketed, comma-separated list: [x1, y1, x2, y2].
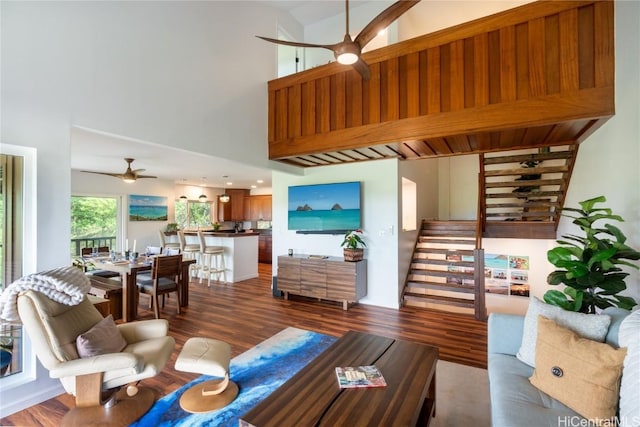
[343, 248, 364, 262]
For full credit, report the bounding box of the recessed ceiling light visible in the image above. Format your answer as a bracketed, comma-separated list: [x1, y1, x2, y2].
[251, 185, 257, 189]
[226, 181, 232, 186]
[257, 179, 264, 184]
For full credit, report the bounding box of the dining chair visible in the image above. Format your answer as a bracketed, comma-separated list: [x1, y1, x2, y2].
[146, 246, 163, 255]
[80, 247, 120, 279]
[136, 254, 182, 319]
[163, 247, 181, 256]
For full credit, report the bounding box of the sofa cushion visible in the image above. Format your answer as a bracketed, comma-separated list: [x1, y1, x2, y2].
[488, 353, 582, 427]
[76, 314, 127, 358]
[517, 297, 611, 367]
[619, 309, 640, 427]
[529, 316, 627, 421]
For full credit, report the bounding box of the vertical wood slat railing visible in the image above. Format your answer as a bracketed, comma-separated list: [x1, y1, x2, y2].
[267, 1, 614, 161]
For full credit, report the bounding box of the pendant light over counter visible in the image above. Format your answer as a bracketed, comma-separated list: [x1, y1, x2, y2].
[198, 177, 208, 202]
[219, 175, 230, 203]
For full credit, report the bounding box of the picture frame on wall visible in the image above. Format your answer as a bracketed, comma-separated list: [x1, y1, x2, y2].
[129, 194, 168, 221]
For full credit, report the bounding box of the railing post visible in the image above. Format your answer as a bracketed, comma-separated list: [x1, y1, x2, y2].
[474, 248, 487, 321]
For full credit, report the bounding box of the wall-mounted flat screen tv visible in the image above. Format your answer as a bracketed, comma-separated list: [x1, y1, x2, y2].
[288, 181, 361, 233]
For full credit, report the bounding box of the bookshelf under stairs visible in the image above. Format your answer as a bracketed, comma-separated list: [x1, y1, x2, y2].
[481, 146, 577, 239]
[403, 221, 487, 320]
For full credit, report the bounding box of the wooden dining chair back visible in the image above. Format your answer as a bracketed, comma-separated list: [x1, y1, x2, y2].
[137, 254, 182, 319]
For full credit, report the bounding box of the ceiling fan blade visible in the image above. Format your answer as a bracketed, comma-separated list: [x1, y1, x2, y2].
[351, 58, 371, 80]
[80, 170, 122, 178]
[256, 36, 334, 51]
[135, 174, 157, 179]
[131, 168, 146, 174]
[354, 0, 421, 49]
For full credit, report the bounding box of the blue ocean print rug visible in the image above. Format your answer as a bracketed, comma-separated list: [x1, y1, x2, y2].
[131, 327, 336, 427]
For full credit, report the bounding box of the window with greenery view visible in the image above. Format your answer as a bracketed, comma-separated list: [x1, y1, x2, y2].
[70, 196, 117, 256]
[175, 199, 213, 229]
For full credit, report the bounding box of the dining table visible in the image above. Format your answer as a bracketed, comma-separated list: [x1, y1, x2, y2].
[89, 255, 196, 322]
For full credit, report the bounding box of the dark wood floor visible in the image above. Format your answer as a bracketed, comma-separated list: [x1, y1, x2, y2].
[1, 263, 487, 427]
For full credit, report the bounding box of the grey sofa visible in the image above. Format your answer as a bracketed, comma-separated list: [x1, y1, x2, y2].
[487, 307, 630, 427]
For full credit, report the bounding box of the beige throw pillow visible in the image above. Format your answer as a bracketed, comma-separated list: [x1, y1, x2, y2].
[517, 297, 611, 367]
[529, 316, 627, 422]
[76, 315, 127, 358]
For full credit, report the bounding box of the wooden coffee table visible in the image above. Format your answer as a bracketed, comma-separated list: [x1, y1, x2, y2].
[239, 330, 438, 427]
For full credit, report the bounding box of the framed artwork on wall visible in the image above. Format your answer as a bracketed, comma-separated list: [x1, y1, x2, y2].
[129, 195, 168, 221]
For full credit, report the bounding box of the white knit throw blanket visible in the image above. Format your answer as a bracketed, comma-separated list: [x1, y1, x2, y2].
[0, 266, 91, 322]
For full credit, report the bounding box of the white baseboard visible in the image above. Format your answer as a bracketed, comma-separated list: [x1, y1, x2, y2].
[0, 382, 64, 418]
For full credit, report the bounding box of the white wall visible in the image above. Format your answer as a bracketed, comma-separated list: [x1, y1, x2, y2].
[272, 160, 401, 308]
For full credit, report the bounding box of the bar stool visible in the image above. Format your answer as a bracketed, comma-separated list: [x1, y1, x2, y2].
[198, 231, 227, 286]
[179, 230, 201, 279]
[158, 230, 181, 251]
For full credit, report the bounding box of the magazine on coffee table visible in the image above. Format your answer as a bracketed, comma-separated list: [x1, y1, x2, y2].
[335, 365, 387, 388]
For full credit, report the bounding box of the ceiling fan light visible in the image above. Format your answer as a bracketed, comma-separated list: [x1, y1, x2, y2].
[219, 194, 230, 203]
[122, 177, 136, 183]
[198, 194, 207, 202]
[337, 52, 359, 65]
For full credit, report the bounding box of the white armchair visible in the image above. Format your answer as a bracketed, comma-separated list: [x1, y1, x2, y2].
[17, 290, 175, 426]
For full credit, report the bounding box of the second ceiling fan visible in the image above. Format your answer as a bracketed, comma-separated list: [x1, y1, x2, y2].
[257, 0, 420, 80]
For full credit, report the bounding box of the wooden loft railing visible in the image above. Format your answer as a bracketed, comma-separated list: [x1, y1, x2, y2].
[267, 0, 614, 167]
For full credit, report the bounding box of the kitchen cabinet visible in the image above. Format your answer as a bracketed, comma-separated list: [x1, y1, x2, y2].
[276, 255, 367, 310]
[243, 195, 272, 221]
[218, 189, 249, 222]
[258, 233, 272, 264]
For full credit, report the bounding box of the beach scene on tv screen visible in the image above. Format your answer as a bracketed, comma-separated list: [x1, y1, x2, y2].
[288, 182, 361, 231]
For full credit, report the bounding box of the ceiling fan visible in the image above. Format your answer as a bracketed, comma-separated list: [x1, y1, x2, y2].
[257, 0, 420, 80]
[81, 158, 157, 183]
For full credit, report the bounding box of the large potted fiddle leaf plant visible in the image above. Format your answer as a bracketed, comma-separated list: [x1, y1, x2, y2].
[544, 196, 639, 314]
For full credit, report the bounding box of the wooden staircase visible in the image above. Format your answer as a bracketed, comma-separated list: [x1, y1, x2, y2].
[481, 146, 578, 239]
[403, 221, 486, 320]
[403, 146, 578, 320]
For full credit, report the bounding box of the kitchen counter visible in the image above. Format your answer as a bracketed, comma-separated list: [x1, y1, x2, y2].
[194, 233, 259, 282]
[184, 231, 260, 237]
[207, 231, 260, 237]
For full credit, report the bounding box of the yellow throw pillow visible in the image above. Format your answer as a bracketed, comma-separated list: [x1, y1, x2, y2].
[529, 316, 627, 422]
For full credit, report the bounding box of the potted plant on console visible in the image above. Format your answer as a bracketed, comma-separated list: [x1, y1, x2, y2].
[341, 229, 366, 262]
[544, 195, 639, 313]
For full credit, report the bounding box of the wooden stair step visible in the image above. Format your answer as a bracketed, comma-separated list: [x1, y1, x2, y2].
[412, 259, 475, 268]
[405, 281, 475, 294]
[486, 211, 554, 218]
[485, 190, 562, 199]
[418, 237, 476, 245]
[483, 150, 572, 165]
[414, 248, 475, 256]
[485, 178, 564, 188]
[483, 165, 568, 177]
[485, 202, 559, 209]
[403, 293, 476, 308]
[410, 269, 474, 279]
[420, 229, 476, 237]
